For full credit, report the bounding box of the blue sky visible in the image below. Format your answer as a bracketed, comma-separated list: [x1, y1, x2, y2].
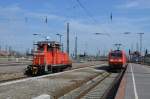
[0, 0, 150, 55]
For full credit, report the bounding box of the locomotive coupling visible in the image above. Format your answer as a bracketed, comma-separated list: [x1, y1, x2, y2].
[25, 65, 38, 76]
[32, 66, 38, 75]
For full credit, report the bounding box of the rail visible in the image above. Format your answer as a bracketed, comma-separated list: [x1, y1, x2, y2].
[58, 65, 128, 99]
[101, 64, 127, 99]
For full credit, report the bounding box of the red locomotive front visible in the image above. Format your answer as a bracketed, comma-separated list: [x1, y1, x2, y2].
[26, 41, 72, 75]
[108, 50, 127, 69]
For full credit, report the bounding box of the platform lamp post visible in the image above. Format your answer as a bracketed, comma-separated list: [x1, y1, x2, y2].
[123, 32, 132, 62]
[33, 33, 50, 51]
[123, 32, 144, 55]
[74, 34, 78, 60]
[56, 33, 63, 51]
[123, 32, 145, 63]
[93, 32, 110, 57]
[123, 32, 132, 52]
[123, 32, 131, 35]
[33, 33, 41, 51]
[137, 33, 144, 56]
[33, 33, 43, 50]
[94, 33, 110, 37]
[33, 33, 50, 40]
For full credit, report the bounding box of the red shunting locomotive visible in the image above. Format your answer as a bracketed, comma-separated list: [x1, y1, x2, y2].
[108, 50, 127, 69]
[26, 41, 72, 75]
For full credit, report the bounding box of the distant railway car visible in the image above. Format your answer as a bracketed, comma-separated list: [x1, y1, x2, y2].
[108, 50, 127, 69]
[26, 41, 72, 75]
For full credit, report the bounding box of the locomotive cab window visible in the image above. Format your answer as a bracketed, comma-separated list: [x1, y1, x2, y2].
[38, 44, 44, 52]
[47, 44, 52, 51]
[111, 53, 122, 57]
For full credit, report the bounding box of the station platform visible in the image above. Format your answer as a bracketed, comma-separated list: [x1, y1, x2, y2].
[116, 63, 150, 99]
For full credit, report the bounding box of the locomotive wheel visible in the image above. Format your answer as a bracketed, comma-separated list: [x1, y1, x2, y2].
[25, 69, 31, 75]
[25, 65, 33, 76]
[68, 65, 72, 70]
[32, 67, 38, 75]
[63, 65, 72, 71]
[52, 68, 57, 73]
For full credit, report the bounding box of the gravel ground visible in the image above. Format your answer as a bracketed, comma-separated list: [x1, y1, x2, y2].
[0, 64, 107, 99]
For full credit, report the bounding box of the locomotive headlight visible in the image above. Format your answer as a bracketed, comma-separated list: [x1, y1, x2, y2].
[34, 56, 36, 58]
[110, 59, 114, 62]
[118, 59, 122, 62]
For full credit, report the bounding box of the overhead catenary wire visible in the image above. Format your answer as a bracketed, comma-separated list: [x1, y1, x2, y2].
[76, 0, 97, 24]
[75, 0, 112, 38]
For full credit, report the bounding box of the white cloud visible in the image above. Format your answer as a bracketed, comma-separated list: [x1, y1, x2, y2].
[0, 4, 22, 17]
[117, 1, 139, 9]
[26, 12, 66, 21]
[116, 0, 150, 9]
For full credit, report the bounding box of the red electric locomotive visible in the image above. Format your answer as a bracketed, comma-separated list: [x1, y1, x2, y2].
[108, 50, 127, 69]
[26, 41, 72, 75]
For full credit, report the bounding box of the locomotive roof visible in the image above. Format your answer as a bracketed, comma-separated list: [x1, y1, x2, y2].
[35, 41, 60, 45]
[111, 50, 122, 53]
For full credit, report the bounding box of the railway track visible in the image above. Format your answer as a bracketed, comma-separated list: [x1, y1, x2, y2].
[0, 62, 31, 66]
[0, 76, 28, 83]
[101, 67, 127, 99]
[58, 66, 127, 99]
[0, 62, 106, 83]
